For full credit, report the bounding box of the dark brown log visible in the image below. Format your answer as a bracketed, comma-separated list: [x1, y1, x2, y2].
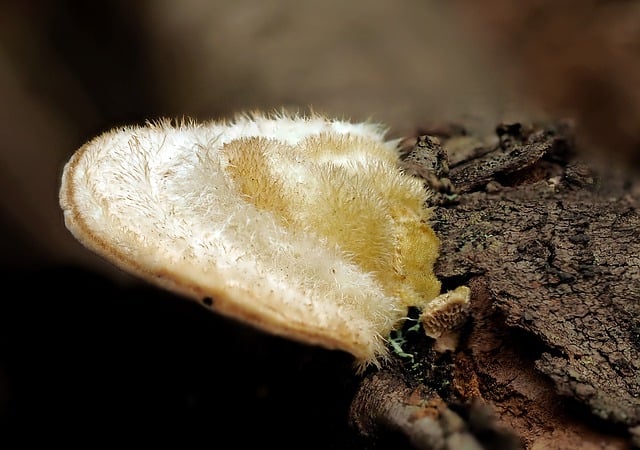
[351, 121, 640, 449]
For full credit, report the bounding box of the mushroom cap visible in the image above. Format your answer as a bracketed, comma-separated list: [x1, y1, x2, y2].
[59, 112, 441, 369]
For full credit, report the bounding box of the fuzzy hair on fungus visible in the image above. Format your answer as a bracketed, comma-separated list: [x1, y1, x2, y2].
[59, 112, 449, 370]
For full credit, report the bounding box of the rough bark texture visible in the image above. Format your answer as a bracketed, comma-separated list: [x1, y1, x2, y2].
[350, 122, 640, 449]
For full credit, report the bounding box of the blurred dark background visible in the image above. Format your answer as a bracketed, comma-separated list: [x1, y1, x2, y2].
[1, 0, 639, 446]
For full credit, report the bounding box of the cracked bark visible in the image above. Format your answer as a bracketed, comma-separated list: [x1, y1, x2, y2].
[349, 122, 640, 449]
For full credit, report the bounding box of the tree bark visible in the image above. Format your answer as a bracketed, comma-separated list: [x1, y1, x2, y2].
[349, 121, 640, 449]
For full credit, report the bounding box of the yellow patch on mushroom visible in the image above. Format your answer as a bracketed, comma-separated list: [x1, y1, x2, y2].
[59, 112, 451, 370]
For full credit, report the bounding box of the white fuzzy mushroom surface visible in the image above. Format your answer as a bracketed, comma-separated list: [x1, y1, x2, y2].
[59, 112, 445, 369]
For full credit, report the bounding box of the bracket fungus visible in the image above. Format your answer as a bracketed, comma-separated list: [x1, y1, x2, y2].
[59, 112, 469, 370]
